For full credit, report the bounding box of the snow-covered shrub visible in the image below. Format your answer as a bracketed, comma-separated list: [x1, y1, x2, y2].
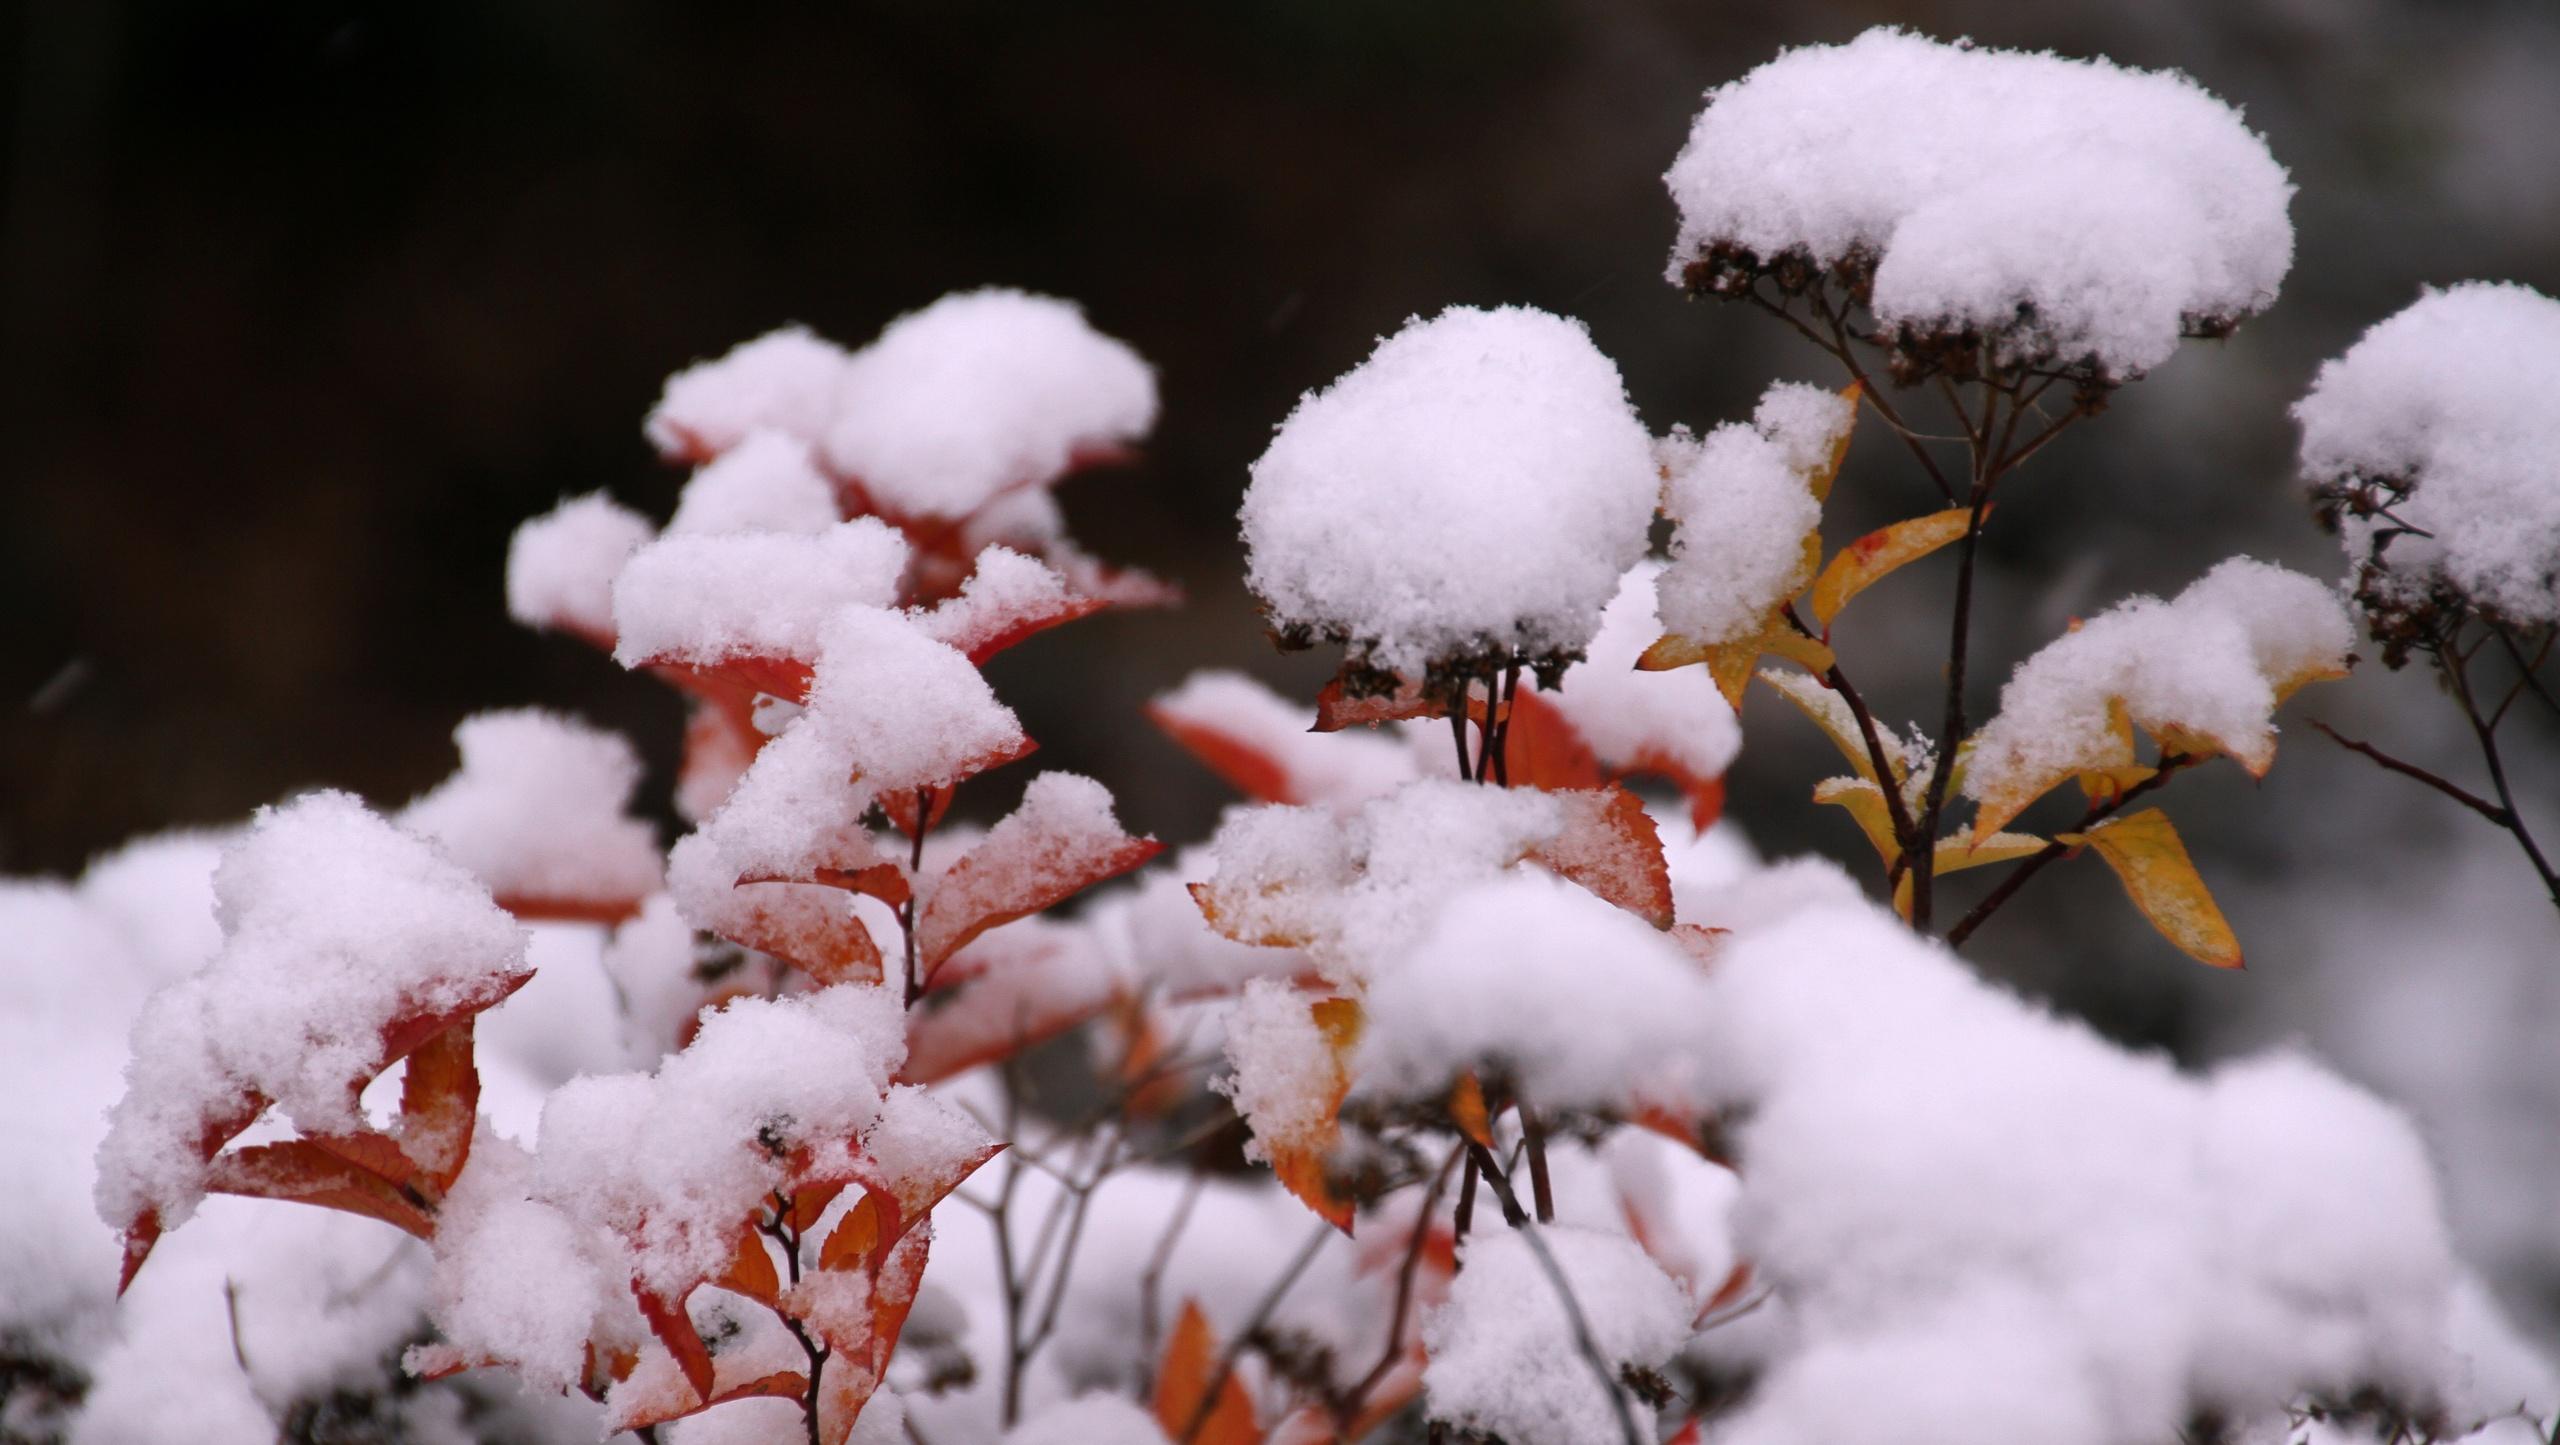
[2293, 282, 2560, 911]
[6, 27, 2554, 1445]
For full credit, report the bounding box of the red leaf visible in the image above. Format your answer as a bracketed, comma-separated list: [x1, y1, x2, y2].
[931, 588, 1108, 665]
[1502, 690, 1606, 792]
[397, 1019, 482, 1194]
[898, 924, 1124, 1084]
[1312, 671, 1440, 732]
[204, 1141, 438, 1241]
[633, 1282, 716, 1404]
[1624, 747, 1727, 832]
[707, 883, 888, 987]
[1146, 703, 1303, 805]
[1528, 786, 1675, 929]
[913, 780, 1162, 973]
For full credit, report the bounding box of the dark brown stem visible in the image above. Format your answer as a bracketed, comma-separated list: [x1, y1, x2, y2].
[1474, 667, 1500, 785]
[1449, 705, 1474, 783]
[1519, 1102, 1555, 1225]
[2445, 650, 2560, 909]
[902, 787, 932, 1007]
[1343, 1146, 1464, 1422]
[1460, 1148, 1644, 1445]
[1910, 462, 1995, 933]
[1179, 1222, 1333, 1445]
[2309, 721, 2510, 825]
[760, 1193, 827, 1445]
[1494, 661, 1521, 787]
[1453, 1148, 1481, 1246]
[1944, 755, 2201, 948]
[1783, 604, 1920, 855]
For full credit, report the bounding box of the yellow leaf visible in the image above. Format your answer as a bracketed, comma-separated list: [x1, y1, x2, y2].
[1809, 506, 1975, 630]
[2271, 663, 2350, 706]
[1812, 777, 1900, 867]
[1972, 701, 2135, 845]
[1759, 624, 1837, 677]
[1933, 831, 2045, 875]
[1763, 669, 1894, 785]
[1640, 616, 1833, 711]
[2060, 810, 2242, 969]
[1806, 380, 1862, 504]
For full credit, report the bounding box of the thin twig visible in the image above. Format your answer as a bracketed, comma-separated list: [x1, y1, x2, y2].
[2446, 648, 2560, 908]
[1343, 1146, 1463, 1419]
[2309, 721, 2510, 825]
[1519, 1101, 1555, 1225]
[1179, 1221, 1335, 1444]
[1944, 755, 2202, 948]
[1463, 1148, 1645, 1445]
[1137, 1167, 1211, 1392]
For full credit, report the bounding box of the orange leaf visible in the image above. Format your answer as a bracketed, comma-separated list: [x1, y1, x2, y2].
[1529, 786, 1674, 929]
[204, 1140, 437, 1240]
[1153, 1300, 1260, 1445]
[1809, 506, 1975, 631]
[899, 924, 1126, 1084]
[1449, 1072, 1495, 1149]
[2060, 809, 2243, 969]
[1265, 997, 1362, 1235]
[819, 1194, 884, 1274]
[1188, 880, 1316, 950]
[721, 1224, 782, 1306]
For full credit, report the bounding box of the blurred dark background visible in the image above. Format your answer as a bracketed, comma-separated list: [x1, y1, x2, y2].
[6, 0, 2557, 1047]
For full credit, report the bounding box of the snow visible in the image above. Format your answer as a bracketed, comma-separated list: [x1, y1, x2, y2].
[1665, 28, 2295, 379]
[1548, 562, 1743, 785]
[918, 772, 1140, 956]
[666, 427, 842, 537]
[698, 606, 1025, 884]
[646, 324, 854, 460]
[423, 1138, 634, 1392]
[533, 984, 906, 1297]
[1654, 382, 1851, 648]
[1353, 871, 1715, 1113]
[1002, 1394, 1170, 1445]
[1214, 977, 1341, 1172]
[1421, 1225, 1693, 1445]
[914, 546, 1080, 658]
[823, 289, 1157, 521]
[1240, 305, 1660, 678]
[93, 791, 531, 1241]
[505, 491, 654, 643]
[397, 709, 662, 911]
[1112, 851, 1316, 999]
[1683, 872, 2484, 1444]
[1196, 779, 1569, 976]
[2294, 281, 2560, 626]
[1150, 670, 1416, 809]
[1964, 557, 2352, 823]
[612, 517, 912, 668]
